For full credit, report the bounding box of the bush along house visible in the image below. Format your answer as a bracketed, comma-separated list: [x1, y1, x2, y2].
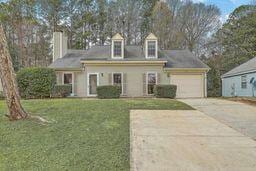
[49, 32, 209, 98]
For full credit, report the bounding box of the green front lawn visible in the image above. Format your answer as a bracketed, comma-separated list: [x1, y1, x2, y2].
[0, 98, 192, 170]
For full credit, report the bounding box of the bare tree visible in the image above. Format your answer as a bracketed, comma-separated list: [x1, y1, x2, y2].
[0, 25, 28, 121]
[152, 1, 173, 49]
[179, 2, 221, 51]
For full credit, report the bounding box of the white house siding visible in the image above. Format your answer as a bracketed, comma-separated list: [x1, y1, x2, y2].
[85, 65, 170, 97]
[56, 71, 86, 97]
[222, 72, 256, 97]
[55, 66, 207, 98]
[75, 71, 86, 97]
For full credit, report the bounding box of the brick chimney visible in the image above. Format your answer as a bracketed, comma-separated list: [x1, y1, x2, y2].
[53, 32, 67, 61]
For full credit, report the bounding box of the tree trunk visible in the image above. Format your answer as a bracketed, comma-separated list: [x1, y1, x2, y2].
[0, 25, 28, 121]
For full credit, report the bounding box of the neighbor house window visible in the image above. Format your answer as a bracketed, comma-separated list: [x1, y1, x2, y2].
[63, 73, 73, 94]
[113, 41, 122, 57]
[113, 73, 123, 94]
[147, 41, 156, 58]
[241, 75, 247, 89]
[147, 73, 157, 95]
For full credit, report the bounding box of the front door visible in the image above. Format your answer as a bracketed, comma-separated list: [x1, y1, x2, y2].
[88, 73, 99, 96]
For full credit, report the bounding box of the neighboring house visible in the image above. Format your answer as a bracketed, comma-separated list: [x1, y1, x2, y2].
[222, 57, 256, 97]
[49, 32, 209, 98]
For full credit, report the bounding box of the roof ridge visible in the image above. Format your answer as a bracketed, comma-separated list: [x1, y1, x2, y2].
[222, 57, 256, 77]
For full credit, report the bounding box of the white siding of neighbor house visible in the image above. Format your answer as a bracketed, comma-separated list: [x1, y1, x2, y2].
[222, 72, 256, 97]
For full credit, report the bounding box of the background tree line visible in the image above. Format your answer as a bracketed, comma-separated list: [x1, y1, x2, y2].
[0, 0, 220, 70]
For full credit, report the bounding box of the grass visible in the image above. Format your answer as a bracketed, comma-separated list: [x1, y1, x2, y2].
[0, 98, 192, 170]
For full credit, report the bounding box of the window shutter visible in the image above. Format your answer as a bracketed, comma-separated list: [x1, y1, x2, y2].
[58, 72, 62, 84]
[73, 73, 77, 95]
[157, 73, 160, 84]
[108, 73, 112, 85]
[143, 73, 146, 95]
[123, 73, 127, 95]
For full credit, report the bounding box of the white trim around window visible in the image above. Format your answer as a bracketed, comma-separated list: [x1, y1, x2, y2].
[145, 40, 158, 59]
[112, 72, 124, 95]
[87, 73, 99, 97]
[241, 75, 247, 89]
[111, 40, 124, 59]
[62, 72, 74, 94]
[146, 72, 157, 95]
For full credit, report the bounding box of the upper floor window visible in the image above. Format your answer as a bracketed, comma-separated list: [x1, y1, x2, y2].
[113, 41, 122, 58]
[241, 75, 247, 89]
[147, 41, 156, 58]
[145, 33, 158, 59]
[111, 33, 124, 59]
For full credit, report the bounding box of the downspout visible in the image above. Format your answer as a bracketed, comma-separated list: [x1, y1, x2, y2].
[204, 72, 207, 98]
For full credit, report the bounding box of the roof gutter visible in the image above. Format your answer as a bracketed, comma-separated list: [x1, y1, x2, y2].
[51, 68, 82, 71]
[222, 69, 256, 78]
[164, 68, 210, 73]
[81, 60, 167, 66]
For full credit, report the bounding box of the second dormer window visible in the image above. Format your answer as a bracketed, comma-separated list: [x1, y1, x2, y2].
[114, 41, 122, 57]
[148, 41, 156, 58]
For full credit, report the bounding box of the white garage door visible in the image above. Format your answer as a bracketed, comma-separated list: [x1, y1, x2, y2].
[170, 74, 204, 98]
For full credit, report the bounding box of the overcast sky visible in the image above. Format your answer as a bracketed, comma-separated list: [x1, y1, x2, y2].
[192, 0, 252, 22]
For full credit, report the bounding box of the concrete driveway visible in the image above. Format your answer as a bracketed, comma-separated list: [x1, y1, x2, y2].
[180, 98, 256, 140]
[130, 110, 256, 171]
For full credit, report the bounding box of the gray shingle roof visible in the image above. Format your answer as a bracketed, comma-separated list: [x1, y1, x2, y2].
[222, 57, 256, 78]
[49, 46, 209, 69]
[163, 50, 209, 68]
[49, 50, 84, 69]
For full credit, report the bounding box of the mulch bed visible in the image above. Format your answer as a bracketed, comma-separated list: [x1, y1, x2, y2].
[227, 97, 256, 106]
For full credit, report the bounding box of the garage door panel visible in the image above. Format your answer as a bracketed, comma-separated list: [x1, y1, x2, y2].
[171, 74, 204, 98]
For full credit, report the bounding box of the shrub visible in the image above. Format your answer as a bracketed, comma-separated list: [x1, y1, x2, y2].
[52, 84, 72, 97]
[17, 68, 56, 99]
[0, 91, 4, 100]
[97, 85, 121, 99]
[154, 84, 177, 98]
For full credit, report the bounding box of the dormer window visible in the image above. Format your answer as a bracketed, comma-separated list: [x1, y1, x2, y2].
[114, 41, 122, 57]
[111, 33, 124, 59]
[148, 41, 156, 57]
[145, 33, 158, 59]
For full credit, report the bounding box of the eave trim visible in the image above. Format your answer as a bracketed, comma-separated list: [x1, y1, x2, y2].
[222, 69, 256, 78]
[164, 68, 209, 72]
[81, 60, 167, 66]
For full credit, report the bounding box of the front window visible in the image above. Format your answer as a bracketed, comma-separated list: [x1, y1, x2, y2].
[113, 73, 122, 94]
[63, 73, 73, 94]
[113, 41, 122, 57]
[241, 75, 247, 89]
[148, 41, 156, 58]
[147, 73, 157, 95]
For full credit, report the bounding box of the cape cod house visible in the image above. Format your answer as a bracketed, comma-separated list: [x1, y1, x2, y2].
[49, 32, 209, 98]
